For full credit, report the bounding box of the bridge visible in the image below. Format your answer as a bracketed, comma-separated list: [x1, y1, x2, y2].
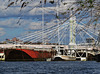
[0, 43, 100, 61]
[0, 0, 100, 61]
[0, 10, 99, 61]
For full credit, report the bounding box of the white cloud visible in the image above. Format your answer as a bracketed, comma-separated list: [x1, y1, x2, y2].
[27, 19, 57, 30]
[0, 0, 43, 17]
[0, 18, 35, 28]
[0, 0, 75, 18]
[28, 22, 42, 30]
[0, 18, 21, 27]
[0, 17, 43, 30]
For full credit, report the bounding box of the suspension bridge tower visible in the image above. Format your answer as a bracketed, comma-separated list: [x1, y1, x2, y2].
[69, 11, 76, 48]
[68, 11, 77, 57]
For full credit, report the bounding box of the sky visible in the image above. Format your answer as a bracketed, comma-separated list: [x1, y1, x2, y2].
[0, 0, 48, 41]
[0, 0, 99, 44]
[0, 0, 74, 41]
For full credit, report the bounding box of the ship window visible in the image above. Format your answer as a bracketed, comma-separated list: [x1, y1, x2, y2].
[60, 47, 64, 48]
[52, 47, 55, 48]
[19, 46, 21, 48]
[0, 56, 3, 58]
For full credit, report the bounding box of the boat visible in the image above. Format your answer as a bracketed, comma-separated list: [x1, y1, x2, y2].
[3, 45, 56, 61]
[53, 54, 76, 61]
[52, 47, 76, 61]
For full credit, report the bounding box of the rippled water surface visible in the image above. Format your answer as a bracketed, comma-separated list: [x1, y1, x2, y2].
[0, 61, 100, 74]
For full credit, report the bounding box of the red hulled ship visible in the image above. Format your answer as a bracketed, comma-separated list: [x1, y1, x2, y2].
[3, 45, 57, 61]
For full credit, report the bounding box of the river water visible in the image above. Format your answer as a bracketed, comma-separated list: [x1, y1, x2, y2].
[0, 61, 100, 74]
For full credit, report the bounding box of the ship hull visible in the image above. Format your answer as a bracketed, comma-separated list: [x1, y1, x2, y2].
[4, 49, 56, 61]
